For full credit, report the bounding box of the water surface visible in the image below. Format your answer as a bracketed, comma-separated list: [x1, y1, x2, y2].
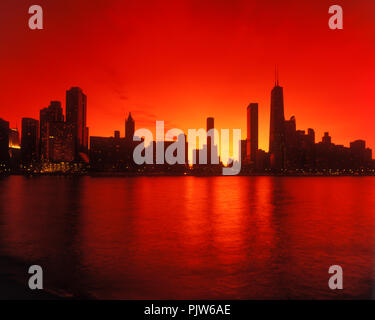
[0, 176, 374, 299]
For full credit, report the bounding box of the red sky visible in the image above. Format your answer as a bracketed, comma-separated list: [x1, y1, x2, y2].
[0, 0, 374, 155]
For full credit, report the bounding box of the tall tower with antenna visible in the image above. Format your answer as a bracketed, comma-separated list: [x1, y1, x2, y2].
[269, 66, 286, 170]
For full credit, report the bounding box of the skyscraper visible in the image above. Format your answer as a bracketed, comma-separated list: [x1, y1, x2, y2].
[247, 103, 258, 163]
[125, 112, 135, 140]
[47, 122, 75, 162]
[66, 87, 88, 159]
[307, 128, 315, 144]
[21, 118, 39, 164]
[9, 128, 20, 150]
[207, 117, 214, 164]
[8, 128, 21, 169]
[207, 117, 214, 132]
[269, 70, 286, 170]
[0, 118, 10, 165]
[40, 101, 64, 159]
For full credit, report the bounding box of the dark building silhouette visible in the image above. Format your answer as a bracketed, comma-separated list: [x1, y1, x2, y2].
[256, 149, 270, 171]
[269, 71, 286, 170]
[350, 139, 365, 151]
[9, 128, 20, 150]
[247, 103, 258, 163]
[160, 133, 189, 168]
[40, 101, 64, 160]
[90, 131, 140, 171]
[0, 120, 21, 171]
[181, 133, 189, 165]
[192, 117, 219, 167]
[207, 117, 214, 131]
[284, 116, 316, 170]
[284, 116, 297, 168]
[47, 122, 75, 162]
[91, 113, 140, 171]
[313, 133, 374, 170]
[0, 118, 10, 167]
[307, 129, 315, 144]
[207, 117, 215, 164]
[350, 140, 372, 168]
[66, 87, 89, 159]
[241, 139, 247, 163]
[21, 118, 39, 164]
[8, 128, 21, 169]
[125, 112, 135, 140]
[322, 132, 331, 145]
[190, 118, 221, 174]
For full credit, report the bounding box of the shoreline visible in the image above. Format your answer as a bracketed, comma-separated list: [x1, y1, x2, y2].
[1, 172, 375, 178]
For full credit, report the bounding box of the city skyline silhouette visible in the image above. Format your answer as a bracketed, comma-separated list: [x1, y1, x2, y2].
[1, 73, 373, 175]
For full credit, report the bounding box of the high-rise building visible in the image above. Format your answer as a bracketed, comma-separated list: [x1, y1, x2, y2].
[247, 103, 258, 163]
[180, 133, 189, 165]
[47, 122, 75, 162]
[41, 101, 64, 123]
[207, 117, 214, 132]
[9, 128, 20, 150]
[0, 118, 10, 165]
[269, 70, 286, 170]
[21, 118, 39, 164]
[66, 87, 88, 159]
[40, 101, 64, 159]
[307, 128, 315, 144]
[349, 140, 372, 167]
[350, 140, 365, 151]
[8, 128, 21, 169]
[207, 117, 214, 164]
[365, 148, 372, 163]
[125, 112, 135, 140]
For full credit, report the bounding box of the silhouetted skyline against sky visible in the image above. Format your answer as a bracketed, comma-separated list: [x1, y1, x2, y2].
[1, 0, 374, 152]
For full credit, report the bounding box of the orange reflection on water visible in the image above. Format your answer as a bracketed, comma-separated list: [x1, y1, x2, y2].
[0, 176, 374, 299]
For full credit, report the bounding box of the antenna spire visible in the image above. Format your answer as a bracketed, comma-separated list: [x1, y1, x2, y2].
[275, 65, 277, 86]
[275, 65, 279, 86]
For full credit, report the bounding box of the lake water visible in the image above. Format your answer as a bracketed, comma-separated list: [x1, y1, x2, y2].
[0, 176, 374, 299]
